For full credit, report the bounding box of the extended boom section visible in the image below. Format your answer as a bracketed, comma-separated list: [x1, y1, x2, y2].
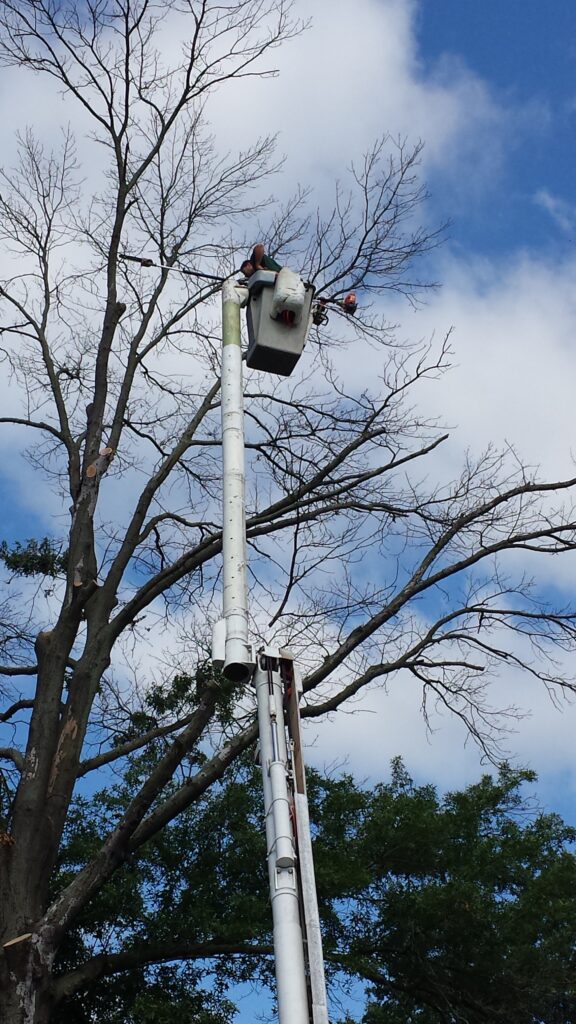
[254, 651, 329, 1024]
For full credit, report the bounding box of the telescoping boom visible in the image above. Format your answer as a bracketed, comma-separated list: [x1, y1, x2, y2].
[212, 276, 329, 1024]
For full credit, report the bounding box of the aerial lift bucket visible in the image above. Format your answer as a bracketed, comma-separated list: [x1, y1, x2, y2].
[246, 269, 315, 376]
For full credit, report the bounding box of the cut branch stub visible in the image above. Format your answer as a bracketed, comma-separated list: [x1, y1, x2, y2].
[85, 447, 114, 480]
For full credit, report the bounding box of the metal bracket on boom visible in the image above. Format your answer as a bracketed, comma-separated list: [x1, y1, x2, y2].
[211, 617, 254, 681]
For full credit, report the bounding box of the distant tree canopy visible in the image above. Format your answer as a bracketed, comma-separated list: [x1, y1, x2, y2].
[329, 761, 576, 1024]
[50, 741, 576, 1024]
[0, 539, 68, 578]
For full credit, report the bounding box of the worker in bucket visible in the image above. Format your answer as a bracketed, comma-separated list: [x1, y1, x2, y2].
[241, 244, 303, 327]
[240, 243, 282, 278]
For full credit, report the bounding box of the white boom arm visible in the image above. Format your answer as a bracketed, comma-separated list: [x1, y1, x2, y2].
[215, 278, 329, 1024]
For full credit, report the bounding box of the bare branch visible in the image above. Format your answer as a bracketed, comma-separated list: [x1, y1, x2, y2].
[0, 747, 24, 772]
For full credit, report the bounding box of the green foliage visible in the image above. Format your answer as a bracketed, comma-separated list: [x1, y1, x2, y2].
[0, 537, 68, 577]
[110, 665, 248, 754]
[56, 963, 235, 1024]
[144, 663, 245, 725]
[146, 673, 199, 717]
[128, 973, 236, 1024]
[325, 766, 576, 1024]
[54, 755, 272, 1022]
[53, 758, 576, 1024]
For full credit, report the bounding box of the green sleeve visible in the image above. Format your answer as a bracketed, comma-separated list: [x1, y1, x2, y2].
[261, 254, 282, 272]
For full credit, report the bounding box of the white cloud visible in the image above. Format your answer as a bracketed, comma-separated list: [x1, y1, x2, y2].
[303, 664, 576, 815]
[408, 251, 576, 474]
[534, 188, 576, 234]
[209, 0, 534, 207]
[326, 248, 576, 595]
[331, 248, 576, 477]
[306, 241, 576, 800]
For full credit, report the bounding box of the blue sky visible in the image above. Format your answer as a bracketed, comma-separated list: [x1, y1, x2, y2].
[418, 0, 574, 100]
[418, 0, 575, 256]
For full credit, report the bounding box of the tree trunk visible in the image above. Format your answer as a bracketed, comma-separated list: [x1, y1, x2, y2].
[0, 929, 54, 1024]
[1, 791, 56, 1024]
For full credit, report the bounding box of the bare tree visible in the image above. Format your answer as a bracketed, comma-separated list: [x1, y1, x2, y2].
[0, 2, 575, 1022]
